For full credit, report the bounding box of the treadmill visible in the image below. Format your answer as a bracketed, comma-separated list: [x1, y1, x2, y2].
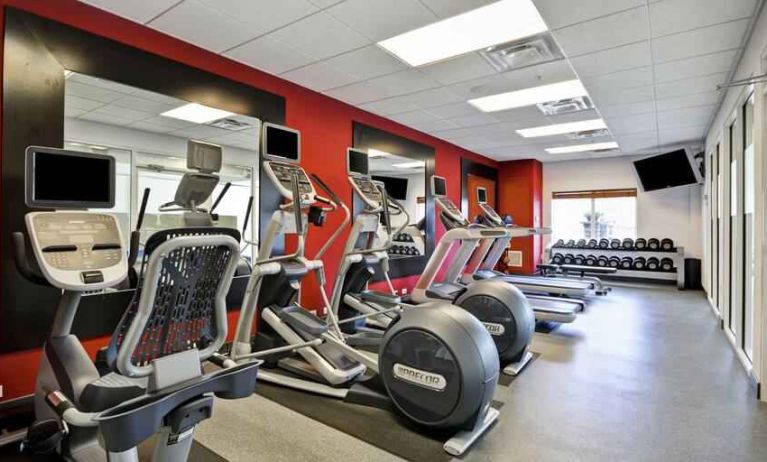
[463, 186, 592, 299]
[428, 177, 582, 323]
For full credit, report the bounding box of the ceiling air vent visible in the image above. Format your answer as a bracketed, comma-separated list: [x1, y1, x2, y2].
[537, 96, 594, 116]
[566, 128, 610, 140]
[206, 118, 253, 131]
[480, 33, 563, 72]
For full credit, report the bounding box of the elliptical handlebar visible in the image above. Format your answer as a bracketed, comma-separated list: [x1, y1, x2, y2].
[310, 173, 350, 261]
[12, 232, 49, 286]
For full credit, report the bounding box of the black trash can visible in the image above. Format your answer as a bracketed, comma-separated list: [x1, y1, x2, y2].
[684, 258, 702, 290]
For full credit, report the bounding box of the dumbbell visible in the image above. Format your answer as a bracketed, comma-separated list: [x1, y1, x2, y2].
[563, 254, 575, 264]
[660, 257, 674, 271]
[598, 238, 610, 249]
[596, 256, 609, 267]
[554, 239, 565, 248]
[551, 253, 564, 264]
[608, 256, 621, 268]
[647, 238, 660, 250]
[565, 239, 576, 248]
[585, 255, 597, 266]
[621, 238, 634, 250]
[413, 249, 421, 256]
[661, 238, 674, 251]
[634, 238, 647, 250]
[646, 257, 660, 271]
[586, 239, 598, 249]
[633, 256, 647, 270]
[620, 257, 634, 269]
[609, 239, 621, 249]
[576, 239, 587, 248]
[573, 254, 585, 265]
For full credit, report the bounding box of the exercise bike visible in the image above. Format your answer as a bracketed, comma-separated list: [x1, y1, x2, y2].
[14, 146, 259, 461]
[228, 125, 500, 456]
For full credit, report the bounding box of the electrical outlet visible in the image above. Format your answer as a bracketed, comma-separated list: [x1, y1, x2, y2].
[401, 288, 408, 295]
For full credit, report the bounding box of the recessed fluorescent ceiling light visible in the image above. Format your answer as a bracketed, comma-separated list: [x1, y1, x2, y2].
[161, 103, 234, 124]
[468, 80, 588, 112]
[378, 0, 548, 67]
[546, 142, 619, 154]
[368, 148, 391, 158]
[517, 119, 607, 138]
[393, 161, 425, 168]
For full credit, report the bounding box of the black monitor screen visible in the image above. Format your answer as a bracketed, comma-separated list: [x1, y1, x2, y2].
[30, 149, 114, 207]
[433, 176, 447, 197]
[348, 148, 369, 175]
[477, 187, 487, 204]
[633, 149, 699, 192]
[265, 125, 299, 161]
[372, 175, 408, 200]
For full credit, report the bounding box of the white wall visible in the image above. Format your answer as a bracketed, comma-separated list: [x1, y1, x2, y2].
[543, 156, 703, 257]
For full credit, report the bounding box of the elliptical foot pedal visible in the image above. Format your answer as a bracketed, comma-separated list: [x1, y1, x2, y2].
[443, 406, 499, 456]
[20, 419, 65, 455]
[502, 351, 533, 376]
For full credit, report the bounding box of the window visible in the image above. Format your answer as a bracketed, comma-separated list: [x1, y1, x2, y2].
[551, 189, 637, 242]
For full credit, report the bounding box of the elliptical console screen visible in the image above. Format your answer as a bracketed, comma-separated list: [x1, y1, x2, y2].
[347, 148, 369, 175]
[477, 187, 487, 204]
[264, 124, 300, 162]
[432, 176, 447, 197]
[27, 147, 115, 208]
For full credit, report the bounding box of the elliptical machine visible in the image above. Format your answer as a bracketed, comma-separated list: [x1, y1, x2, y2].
[14, 146, 259, 461]
[409, 175, 536, 375]
[229, 124, 500, 456]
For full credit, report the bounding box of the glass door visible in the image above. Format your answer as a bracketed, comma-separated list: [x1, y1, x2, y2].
[728, 121, 737, 335]
[742, 93, 755, 359]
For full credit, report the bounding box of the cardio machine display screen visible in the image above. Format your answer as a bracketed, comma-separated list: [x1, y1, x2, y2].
[432, 176, 447, 197]
[477, 187, 487, 204]
[347, 148, 369, 175]
[264, 124, 300, 161]
[28, 148, 115, 208]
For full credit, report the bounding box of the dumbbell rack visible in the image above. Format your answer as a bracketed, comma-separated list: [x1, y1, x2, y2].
[547, 245, 686, 289]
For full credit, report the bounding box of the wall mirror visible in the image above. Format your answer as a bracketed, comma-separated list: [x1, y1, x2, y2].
[368, 151, 426, 258]
[353, 122, 435, 279]
[64, 72, 260, 269]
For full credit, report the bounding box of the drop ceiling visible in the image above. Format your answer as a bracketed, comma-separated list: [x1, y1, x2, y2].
[79, 0, 762, 162]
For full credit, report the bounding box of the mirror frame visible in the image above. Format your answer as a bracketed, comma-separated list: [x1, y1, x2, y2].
[352, 122, 435, 279]
[1, 9, 286, 353]
[461, 158, 499, 215]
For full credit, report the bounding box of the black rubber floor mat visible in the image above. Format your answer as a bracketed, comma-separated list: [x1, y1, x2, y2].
[257, 381, 504, 461]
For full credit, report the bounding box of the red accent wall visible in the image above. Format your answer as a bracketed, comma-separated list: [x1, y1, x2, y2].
[497, 160, 543, 274]
[0, 0, 501, 401]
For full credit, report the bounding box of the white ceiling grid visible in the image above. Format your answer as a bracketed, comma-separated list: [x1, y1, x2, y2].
[80, 0, 761, 161]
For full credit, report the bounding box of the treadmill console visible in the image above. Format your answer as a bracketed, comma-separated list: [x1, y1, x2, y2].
[349, 175, 383, 209]
[479, 203, 504, 226]
[436, 197, 468, 226]
[263, 160, 316, 205]
[25, 211, 127, 291]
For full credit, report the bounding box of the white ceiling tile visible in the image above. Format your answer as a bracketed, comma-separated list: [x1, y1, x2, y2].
[658, 125, 707, 144]
[532, 0, 645, 30]
[607, 113, 657, 135]
[79, 0, 179, 23]
[90, 104, 155, 121]
[615, 132, 658, 151]
[552, 7, 648, 57]
[328, 0, 436, 41]
[409, 118, 460, 133]
[364, 69, 440, 99]
[419, 0, 497, 18]
[307, 0, 345, 7]
[654, 72, 727, 99]
[324, 80, 392, 104]
[425, 102, 482, 119]
[66, 95, 105, 111]
[649, 0, 757, 37]
[66, 81, 128, 103]
[389, 110, 441, 125]
[137, 116, 197, 131]
[111, 95, 178, 114]
[148, 0, 256, 53]
[65, 108, 86, 118]
[69, 73, 138, 94]
[359, 98, 421, 116]
[323, 45, 407, 80]
[199, 0, 319, 36]
[598, 100, 655, 118]
[225, 36, 316, 74]
[653, 49, 739, 83]
[582, 66, 654, 92]
[281, 61, 360, 91]
[79, 111, 138, 126]
[125, 121, 175, 134]
[590, 85, 655, 106]
[655, 91, 720, 112]
[447, 74, 521, 99]
[448, 113, 500, 128]
[569, 41, 651, 77]
[398, 87, 465, 108]
[651, 19, 750, 64]
[490, 105, 550, 124]
[420, 53, 497, 86]
[269, 11, 370, 60]
[130, 88, 185, 105]
[656, 105, 715, 128]
[513, 59, 578, 86]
